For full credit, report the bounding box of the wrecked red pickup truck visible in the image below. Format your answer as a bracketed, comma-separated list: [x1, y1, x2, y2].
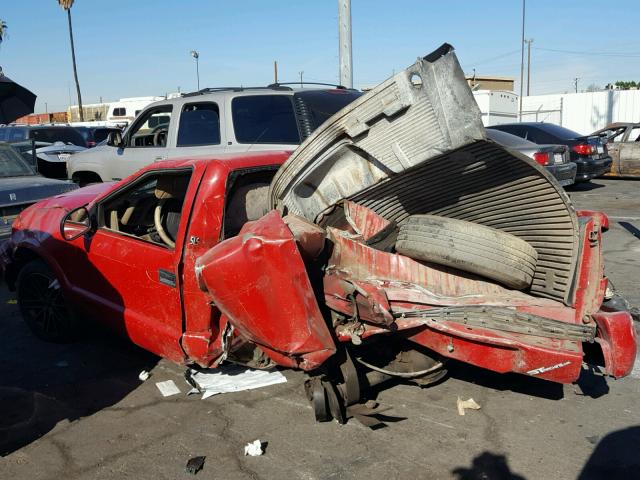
[1, 44, 636, 424]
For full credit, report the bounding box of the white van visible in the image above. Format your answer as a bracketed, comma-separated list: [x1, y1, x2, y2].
[106, 97, 165, 127]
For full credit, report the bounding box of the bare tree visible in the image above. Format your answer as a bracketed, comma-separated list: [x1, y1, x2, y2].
[58, 1, 84, 120]
[585, 84, 601, 92]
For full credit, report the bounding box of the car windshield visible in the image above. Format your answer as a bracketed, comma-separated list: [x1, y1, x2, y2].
[30, 127, 87, 147]
[0, 145, 35, 177]
[537, 123, 583, 139]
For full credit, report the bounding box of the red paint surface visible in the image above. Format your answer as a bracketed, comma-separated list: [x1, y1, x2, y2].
[196, 210, 335, 370]
[2, 154, 636, 387]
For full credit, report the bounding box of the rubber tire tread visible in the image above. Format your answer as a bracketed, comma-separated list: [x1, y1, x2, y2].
[396, 215, 538, 289]
[16, 259, 78, 343]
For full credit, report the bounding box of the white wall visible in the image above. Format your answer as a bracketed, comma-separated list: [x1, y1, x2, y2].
[521, 90, 640, 135]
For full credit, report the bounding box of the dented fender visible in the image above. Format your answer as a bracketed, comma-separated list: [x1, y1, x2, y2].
[195, 210, 335, 370]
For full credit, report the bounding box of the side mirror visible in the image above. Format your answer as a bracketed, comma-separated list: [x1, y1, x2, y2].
[107, 130, 124, 148]
[60, 206, 93, 241]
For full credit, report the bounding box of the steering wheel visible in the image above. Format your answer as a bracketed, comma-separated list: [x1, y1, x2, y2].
[154, 199, 175, 248]
[153, 128, 168, 147]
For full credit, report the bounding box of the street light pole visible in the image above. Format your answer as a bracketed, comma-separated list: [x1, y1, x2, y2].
[525, 38, 533, 96]
[299, 70, 304, 87]
[190, 50, 200, 91]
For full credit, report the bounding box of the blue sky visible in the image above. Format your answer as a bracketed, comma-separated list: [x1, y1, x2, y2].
[1, 0, 639, 113]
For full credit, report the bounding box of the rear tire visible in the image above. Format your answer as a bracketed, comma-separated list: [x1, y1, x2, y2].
[17, 259, 78, 343]
[395, 215, 538, 289]
[72, 172, 103, 188]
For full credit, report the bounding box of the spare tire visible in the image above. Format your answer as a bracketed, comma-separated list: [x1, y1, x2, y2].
[395, 215, 538, 289]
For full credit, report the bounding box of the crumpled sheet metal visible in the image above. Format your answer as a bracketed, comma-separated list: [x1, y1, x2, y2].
[195, 210, 335, 370]
[269, 43, 485, 222]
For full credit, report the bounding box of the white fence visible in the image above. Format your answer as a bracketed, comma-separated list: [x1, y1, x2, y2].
[522, 90, 640, 135]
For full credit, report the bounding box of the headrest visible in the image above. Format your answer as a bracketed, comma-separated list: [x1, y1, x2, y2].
[155, 175, 190, 200]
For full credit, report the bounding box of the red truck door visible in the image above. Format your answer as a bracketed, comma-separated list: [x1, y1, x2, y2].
[65, 167, 201, 363]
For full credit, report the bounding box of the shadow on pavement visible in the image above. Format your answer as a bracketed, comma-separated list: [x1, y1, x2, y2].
[0, 286, 158, 456]
[446, 360, 564, 401]
[565, 181, 606, 192]
[452, 452, 526, 480]
[574, 365, 610, 399]
[619, 221, 640, 240]
[578, 426, 640, 479]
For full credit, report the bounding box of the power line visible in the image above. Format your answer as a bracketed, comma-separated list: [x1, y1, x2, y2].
[465, 49, 520, 67]
[534, 47, 640, 58]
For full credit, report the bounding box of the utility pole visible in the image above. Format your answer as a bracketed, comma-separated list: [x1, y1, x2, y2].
[574, 77, 579, 93]
[338, 0, 353, 88]
[299, 71, 304, 87]
[274, 61, 278, 84]
[525, 38, 533, 96]
[518, 0, 526, 121]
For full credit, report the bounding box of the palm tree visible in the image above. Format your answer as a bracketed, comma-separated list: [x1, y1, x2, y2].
[0, 20, 7, 46]
[58, 1, 84, 120]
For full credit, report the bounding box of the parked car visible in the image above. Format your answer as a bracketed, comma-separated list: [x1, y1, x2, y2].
[0, 125, 88, 148]
[486, 128, 576, 186]
[66, 85, 363, 186]
[592, 122, 640, 177]
[1, 45, 635, 426]
[75, 126, 123, 148]
[0, 125, 89, 179]
[488, 122, 612, 182]
[9, 140, 51, 166]
[0, 142, 78, 240]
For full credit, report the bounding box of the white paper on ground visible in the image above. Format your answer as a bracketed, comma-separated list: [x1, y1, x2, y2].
[156, 380, 181, 397]
[188, 364, 287, 399]
[244, 439, 264, 456]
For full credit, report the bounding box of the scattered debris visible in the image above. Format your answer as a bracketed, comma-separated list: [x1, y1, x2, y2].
[138, 370, 150, 381]
[185, 364, 287, 399]
[156, 380, 181, 397]
[457, 397, 481, 416]
[185, 456, 206, 475]
[244, 439, 265, 456]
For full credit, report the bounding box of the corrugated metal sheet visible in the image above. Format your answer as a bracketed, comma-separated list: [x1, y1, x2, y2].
[270, 44, 485, 221]
[345, 141, 580, 305]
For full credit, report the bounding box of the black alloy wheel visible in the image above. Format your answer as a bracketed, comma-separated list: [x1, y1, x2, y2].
[17, 260, 77, 343]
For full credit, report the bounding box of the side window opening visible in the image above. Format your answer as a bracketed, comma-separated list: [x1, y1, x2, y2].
[231, 95, 300, 144]
[113, 107, 127, 117]
[222, 167, 280, 239]
[127, 105, 173, 148]
[177, 102, 221, 146]
[100, 171, 191, 249]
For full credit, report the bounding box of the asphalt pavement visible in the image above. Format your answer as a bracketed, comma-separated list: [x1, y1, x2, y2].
[0, 177, 638, 480]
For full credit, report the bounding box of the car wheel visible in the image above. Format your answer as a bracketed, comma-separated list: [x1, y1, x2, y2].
[395, 215, 538, 290]
[17, 259, 78, 343]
